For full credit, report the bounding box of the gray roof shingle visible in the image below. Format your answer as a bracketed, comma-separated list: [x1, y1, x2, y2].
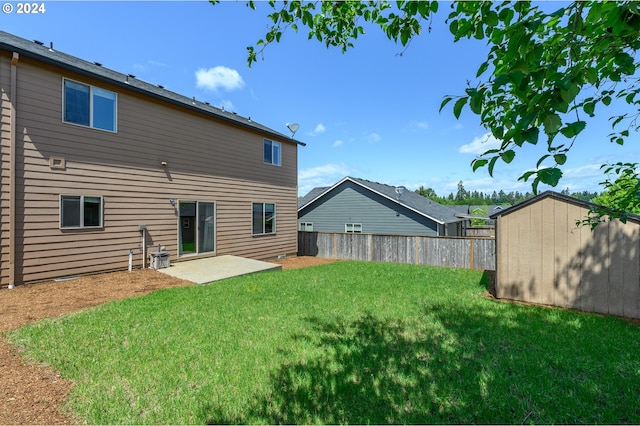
[299, 176, 463, 224]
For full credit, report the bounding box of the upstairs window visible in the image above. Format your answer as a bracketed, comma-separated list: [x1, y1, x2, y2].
[60, 195, 103, 228]
[252, 203, 276, 235]
[263, 139, 281, 166]
[63, 79, 117, 132]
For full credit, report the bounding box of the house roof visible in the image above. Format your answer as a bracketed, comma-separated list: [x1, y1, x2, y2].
[298, 186, 330, 209]
[299, 176, 464, 225]
[0, 30, 305, 146]
[489, 190, 640, 224]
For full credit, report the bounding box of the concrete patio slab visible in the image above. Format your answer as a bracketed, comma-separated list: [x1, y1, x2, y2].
[156, 255, 281, 284]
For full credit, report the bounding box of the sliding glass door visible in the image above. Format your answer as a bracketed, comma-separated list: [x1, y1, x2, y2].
[179, 201, 215, 256]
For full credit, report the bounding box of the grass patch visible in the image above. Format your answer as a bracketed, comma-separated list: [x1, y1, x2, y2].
[9, 262, 640, 424]
[180, 241, 195, 253]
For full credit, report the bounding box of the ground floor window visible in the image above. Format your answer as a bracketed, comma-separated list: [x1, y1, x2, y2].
[179, 201, 215, 256]
[299, 222, 313, 231]
[253, 203, 276, 235]
[60, 195, 103, 228]
[345, 223, 362, 233]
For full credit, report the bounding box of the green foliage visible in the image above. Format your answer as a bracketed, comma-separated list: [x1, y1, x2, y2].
[443, 1, 640, 196]
[414, 180, 598, 207]
[580, 162, 640, 228]
[215, 0, 640, 225]
[470, 206, 488, 226]
[414, 185, 446, 203]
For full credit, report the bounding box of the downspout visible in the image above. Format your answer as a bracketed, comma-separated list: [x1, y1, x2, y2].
[8, 52, 18, 289]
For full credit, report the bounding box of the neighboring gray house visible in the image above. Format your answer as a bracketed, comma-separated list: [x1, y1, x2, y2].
[298, 177, 465, 236]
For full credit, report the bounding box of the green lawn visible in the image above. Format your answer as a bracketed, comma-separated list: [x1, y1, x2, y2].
[9, 262, 640, 424]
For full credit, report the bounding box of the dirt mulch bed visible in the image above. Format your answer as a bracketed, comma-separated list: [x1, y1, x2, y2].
[0, 256, 336, 425]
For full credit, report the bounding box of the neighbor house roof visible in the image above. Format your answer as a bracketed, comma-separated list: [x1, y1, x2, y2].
[489, 190, 640, 224]
[0, 30, 305, 146]
[299, 176, 463, 225]
[298, 186, 330, 209]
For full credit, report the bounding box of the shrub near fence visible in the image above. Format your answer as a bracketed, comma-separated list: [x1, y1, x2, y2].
[298, 232, 495, 271]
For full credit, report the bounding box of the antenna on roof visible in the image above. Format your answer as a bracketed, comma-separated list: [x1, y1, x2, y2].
[286, 122, 300, 138]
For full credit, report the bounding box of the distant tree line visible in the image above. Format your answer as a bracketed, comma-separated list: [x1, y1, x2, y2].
[415, 181, 600, 206]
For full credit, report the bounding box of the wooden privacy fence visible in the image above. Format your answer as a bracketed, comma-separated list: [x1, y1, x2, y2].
[298, 232, 495, 271]
[466, 226, 495, 237]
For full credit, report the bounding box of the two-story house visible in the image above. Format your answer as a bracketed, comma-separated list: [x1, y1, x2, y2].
[0, 31, 304, 286]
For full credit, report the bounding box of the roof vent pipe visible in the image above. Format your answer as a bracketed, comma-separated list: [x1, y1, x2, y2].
[49, 42, 54, 51]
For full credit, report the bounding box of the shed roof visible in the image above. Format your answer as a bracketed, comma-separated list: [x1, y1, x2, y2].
[299, 176, 463, 225]
[0, 30, 305, 146]
[489, 190, 640, 224]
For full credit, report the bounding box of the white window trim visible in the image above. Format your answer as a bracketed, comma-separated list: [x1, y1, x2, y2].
[252, 202, 277, 235]
[59, 195, 104, 229]
[345, 223, 362, 233]
[263, 139, 281, 166]
[299, 222, 313, 231]
[62, 78, 118, 133]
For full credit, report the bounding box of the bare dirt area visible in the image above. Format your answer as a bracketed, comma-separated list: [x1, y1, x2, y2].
[0, 256, 335, 425]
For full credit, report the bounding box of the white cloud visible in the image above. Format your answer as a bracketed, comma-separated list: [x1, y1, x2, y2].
[333, 139, 344, 147]
[563, 163, 603, 179]
[553, 163, 606, 192]
[459, 132, 502, 154]
[132, 60, 169, 75]
[195, 66, 245, 92]
[414, 121, 429, 130]
[132, 63, 146, 74]
[298, 163, 354, 195]
[218, 99, 234, 111]
[312, 123, 326, 135]
[367, 132, 381, 143]
[148, 60, 168, 68]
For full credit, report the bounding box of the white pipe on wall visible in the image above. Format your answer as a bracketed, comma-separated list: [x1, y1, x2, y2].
[141, 228, 146, 268]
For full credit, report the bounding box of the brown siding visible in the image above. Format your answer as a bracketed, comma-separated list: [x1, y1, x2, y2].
[0, 53, 11, 285]
[2, 54, 299, 285]
[495, 195, 640, 319]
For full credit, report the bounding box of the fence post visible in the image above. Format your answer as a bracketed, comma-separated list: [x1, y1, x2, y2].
[369, 234, 373, 262]
[469, 239, 474, 269]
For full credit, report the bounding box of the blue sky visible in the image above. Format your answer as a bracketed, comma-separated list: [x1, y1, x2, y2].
[3, 1, 638, 197]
